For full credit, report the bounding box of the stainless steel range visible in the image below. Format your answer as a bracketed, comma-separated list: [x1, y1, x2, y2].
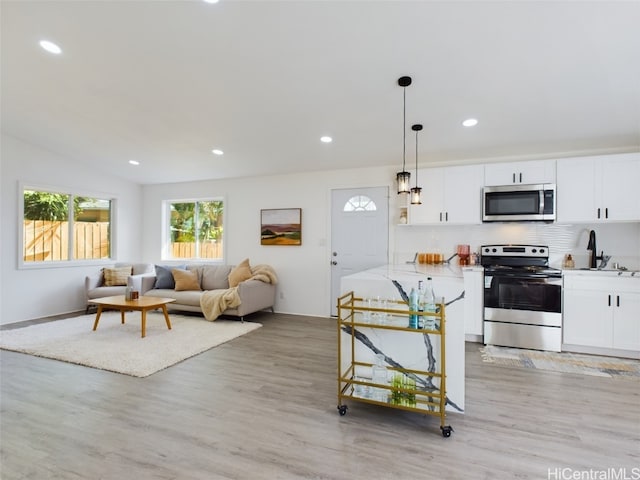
[481, 245, 562, 352]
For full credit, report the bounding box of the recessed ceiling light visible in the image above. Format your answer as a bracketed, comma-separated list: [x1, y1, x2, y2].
[211, 149, 224, 155]
[39, 40, 62, 55]
[203, 0, 219, 3]
[462, 118, 478, 127]
[320, 136, 332, 143]
[129, 160, 140, 166]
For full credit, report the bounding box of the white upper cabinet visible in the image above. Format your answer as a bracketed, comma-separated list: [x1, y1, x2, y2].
[409, 164, 483, 225]
[557, 153, 640, 223]
[484, 159, 556, 186]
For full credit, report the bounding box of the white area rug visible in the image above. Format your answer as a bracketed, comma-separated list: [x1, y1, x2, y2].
[0, 312, 261, 377]
[480, 345, 640, 379]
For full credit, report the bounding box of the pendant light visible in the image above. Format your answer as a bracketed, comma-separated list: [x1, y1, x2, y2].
[396, 76, 412, 194]
[410, 124, 423, 205]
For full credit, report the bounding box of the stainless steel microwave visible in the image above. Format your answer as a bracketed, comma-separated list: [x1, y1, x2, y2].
[482, 183, 556, 222]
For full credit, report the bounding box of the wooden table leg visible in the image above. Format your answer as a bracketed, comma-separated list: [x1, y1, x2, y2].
[93, 306, 103, 331]
[141, 309, 147, 338]
[162, 305, 172, 331]
[121, 309, 126, 324]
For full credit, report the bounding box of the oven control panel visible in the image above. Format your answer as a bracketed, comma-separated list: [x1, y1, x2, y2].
[481, 244, 548, 258]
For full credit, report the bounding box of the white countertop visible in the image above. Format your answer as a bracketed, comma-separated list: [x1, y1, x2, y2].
[346, 263, 483, 281]
[562, 268, 640, 278]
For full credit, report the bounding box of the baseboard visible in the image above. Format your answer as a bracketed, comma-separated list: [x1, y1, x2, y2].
[0, 310, 85, 330]
[562, 343, 639, 360]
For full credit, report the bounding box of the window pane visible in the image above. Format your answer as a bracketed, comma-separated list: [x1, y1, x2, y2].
[21, 187, 115, 266]
[170, 202, 196, 258]
[343, 195, 377, 212]
[73, 197, 111, 260]
[23, 190, 70, 262]
[169, 200, 223, 260]
[197, 200, 224, 260]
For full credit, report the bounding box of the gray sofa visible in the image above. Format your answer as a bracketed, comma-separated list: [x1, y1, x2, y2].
[85, 262, 155, 312]
[140, 264, 276, 320]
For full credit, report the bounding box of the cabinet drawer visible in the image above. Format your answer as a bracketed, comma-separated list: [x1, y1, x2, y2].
[564, 275, 640, 293]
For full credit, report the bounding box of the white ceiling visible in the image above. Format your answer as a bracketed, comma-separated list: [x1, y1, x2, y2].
[2, 0, 640, 185]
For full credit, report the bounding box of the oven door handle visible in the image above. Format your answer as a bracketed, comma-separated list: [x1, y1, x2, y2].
[485, 273, 562, 284]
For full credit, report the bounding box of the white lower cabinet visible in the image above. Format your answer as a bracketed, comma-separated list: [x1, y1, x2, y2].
[612, 292, 640, 351]
[463, 268, 483, 338]
[563, 274, 640, 356]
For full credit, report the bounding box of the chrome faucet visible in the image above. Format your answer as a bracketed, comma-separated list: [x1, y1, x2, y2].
[586, 230, 604, 269]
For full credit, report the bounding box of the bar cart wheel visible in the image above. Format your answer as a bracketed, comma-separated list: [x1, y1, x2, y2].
[441, 425, 453, 438]
[337, 405, 348, 416]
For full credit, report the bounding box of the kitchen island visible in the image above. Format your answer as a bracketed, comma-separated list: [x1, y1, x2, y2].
[340, 263, 481, 413]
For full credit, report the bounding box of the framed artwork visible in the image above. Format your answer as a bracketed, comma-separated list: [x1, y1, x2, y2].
[260, 208, 302, 246]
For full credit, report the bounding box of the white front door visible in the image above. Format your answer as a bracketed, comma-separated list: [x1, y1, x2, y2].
[330, 187, 389, 316]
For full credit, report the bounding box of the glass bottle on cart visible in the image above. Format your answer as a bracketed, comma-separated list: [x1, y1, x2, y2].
[421, 277, 437, 329]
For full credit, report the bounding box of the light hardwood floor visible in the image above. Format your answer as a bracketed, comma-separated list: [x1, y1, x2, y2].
[1, 312, 638, 479]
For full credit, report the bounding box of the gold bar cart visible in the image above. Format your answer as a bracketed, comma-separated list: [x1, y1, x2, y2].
[337, 291, 453, 437]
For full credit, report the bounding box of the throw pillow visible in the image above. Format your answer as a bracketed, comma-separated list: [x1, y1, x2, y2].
[154, 265, 176, 289]
[228, 258, 252, 287]
[103, 266, 132, 286]
[172, 268, 201, 291]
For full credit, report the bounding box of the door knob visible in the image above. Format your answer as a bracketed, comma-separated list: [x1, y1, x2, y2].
[332, 261, 338, 265]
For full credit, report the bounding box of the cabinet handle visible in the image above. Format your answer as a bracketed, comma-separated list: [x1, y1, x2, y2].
[439, 212, 443, 222]
[617, 295, 620, 307]
[597, 208, 601, 219]
[512, 173, 516, 183]
[605, 207, 609, 219]
[445, 212, 449, 222]
[608, 294, 611, 306]
[519, 172, 522, 183]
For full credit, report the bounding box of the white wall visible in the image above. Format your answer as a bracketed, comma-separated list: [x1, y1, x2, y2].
[0, 134, 143, 323]
[141, 166, 399, 318]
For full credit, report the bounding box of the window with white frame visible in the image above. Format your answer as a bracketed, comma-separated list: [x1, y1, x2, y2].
[165, 199, 224, 260]
[343, 195, 377, 212]
[20, 185, 114, 266]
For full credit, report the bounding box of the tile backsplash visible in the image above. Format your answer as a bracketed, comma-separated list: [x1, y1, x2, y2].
[394, 222, 640, 270]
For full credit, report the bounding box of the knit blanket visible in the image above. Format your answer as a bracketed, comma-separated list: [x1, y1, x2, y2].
[249, 264, 278, 285]
[200, 287, 242, 321]
[199, 264, 278, 321]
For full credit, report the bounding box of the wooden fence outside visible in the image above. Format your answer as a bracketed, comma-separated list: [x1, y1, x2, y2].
[23, 220, 223, 262]
[23, 220, 110, 262]
[171, 241, 222, 259]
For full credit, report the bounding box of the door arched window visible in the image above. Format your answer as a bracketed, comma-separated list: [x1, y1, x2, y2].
[343, 195, 377, 212]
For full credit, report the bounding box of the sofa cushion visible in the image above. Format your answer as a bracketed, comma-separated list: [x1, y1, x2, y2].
[87, 285, 128, 299]
[103, 266, 132, 286]
[154, 265, 176, 289]
[131, 263, 155, 275]
[146, 289, 202, 307]
[201, 265, 232, 290]
[228, 258, 252, 288]
[172, 268, 201, 291]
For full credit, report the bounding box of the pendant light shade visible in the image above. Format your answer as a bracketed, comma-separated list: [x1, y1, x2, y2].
[396, 171, 411, 194]
[396, 76, 412, 194]
[410, 124, 423, 205]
